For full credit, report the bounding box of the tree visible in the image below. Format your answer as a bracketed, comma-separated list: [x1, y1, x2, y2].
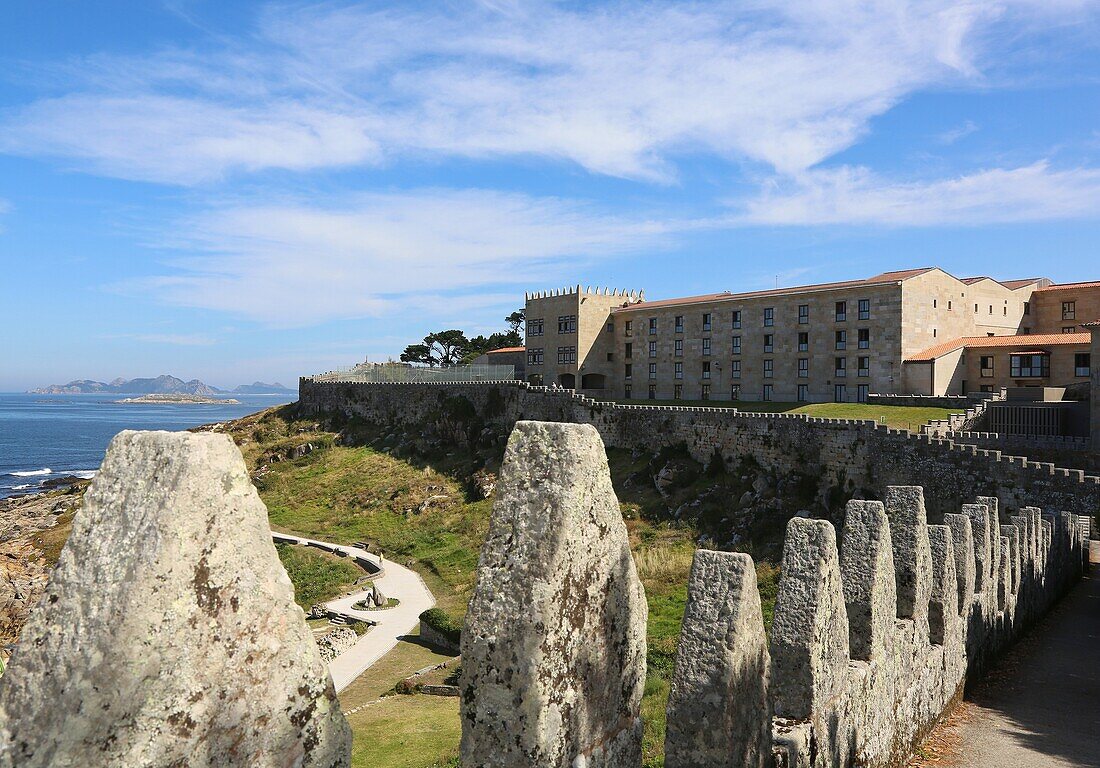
[400, 330, 471, 367]
[505, 309, 525, 338]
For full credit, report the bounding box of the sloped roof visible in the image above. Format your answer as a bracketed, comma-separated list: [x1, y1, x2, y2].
[611, 268, 935, 313]
[906, 332, 1091, 362]
[1033, 280, 1100, 292]
[486, 346, 525, 354]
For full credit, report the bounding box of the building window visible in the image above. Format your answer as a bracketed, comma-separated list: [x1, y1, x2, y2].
[798, 332, 808, 352]
[857, 384, 869, 403]
[557, 346, 577, 364]
[701, 383, 711, 400]
[732, 310, 742, 329]
[558, 315, 577, 334]
[649, 340, 657, 358]
[834, 384, 846, 402]
[948, 300, 952, 310]
[648, 384, 656, 399]
[675, 315, 684, 333]
[1023, 302, 1030, 316]
[731, 384, 741, 400]
[1010, 354, 1049, 378]
[797, 384, 808, 402]
[624, 320, 633, 336]
[858, 298, 870, 320]
[675, 339, 683, 357]
[675, 362, 684, 379]
[1063, 326, 1076, 334]
[835, 301, 847, 322]
[798, 358, 809, 378]
[763, 359, 773, 378]
[835, 330, 846, 350]
[732, 335, 742, 355]
[764, 334, 774, 353]
[702, 313, 712, 331]
[606, 321, 615, 333]
[763, 384, 773, 401]
[625, 363, 633, 380]
[835, 357, 847, 377]
[702, 361, 711, 379]
[858, 356, 869, 377]
[798, 304, 809, 324]
[606, 352, 614, 362]
[674, 384, 683, 399]
[649, 363, 657, 380]
[624, 384, 632, 399]
[702, 338, 711, 356]
[528, 318, 544, 336]
[1062, 301, 1075, 320]
[933, 299, 937, 309]
[858, 328, 870, 349]
[649, 318, 658, 334]
[730, 360, 741, 378]
[625, 342, 633, 358]
[764, 307, 774, 327]
[527, 348, 544, 365]
[1075, 353, 1091, 378]
[980, 356, 994, 377]
[974, 303, 978, 313]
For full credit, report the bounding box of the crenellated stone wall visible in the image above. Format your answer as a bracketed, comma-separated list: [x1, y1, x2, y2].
[298, 378, 1100, 518]
[459, 420, 1091, 768]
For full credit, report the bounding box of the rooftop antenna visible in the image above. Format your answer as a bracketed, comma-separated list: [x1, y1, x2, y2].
[775, 275, 779, 289]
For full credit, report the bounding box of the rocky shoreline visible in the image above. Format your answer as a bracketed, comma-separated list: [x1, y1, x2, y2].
[115, 394, 241, 405]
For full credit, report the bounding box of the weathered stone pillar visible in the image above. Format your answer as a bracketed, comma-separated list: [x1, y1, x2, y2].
[884, 486, 933, 637]
[927, 525, 959, 645]
[0, 431, 350, 768]
[840, 500, 897, 661]
[460, 421, 647, 768]
[665, 551, 771, 768]
[963, 503, 992, 595]
[943, 513, 975, 615]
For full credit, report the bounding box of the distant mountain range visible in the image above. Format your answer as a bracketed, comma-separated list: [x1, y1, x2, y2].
[30, 375, 295, 396]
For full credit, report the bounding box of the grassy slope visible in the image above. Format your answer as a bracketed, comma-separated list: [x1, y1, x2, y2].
[275, 543, 364, 608]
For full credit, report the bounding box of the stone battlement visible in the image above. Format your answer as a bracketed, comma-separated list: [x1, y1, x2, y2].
[460, 421, 1091, 767]
[298, 378, 1100, 515]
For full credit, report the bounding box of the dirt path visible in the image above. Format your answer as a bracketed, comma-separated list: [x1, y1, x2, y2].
[947, 541, 1100, 768]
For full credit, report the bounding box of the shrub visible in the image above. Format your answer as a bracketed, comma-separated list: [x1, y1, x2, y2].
[420, 607, 462, 645]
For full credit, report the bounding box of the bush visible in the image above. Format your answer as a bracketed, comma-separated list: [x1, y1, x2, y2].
[420, 607, 462, 645]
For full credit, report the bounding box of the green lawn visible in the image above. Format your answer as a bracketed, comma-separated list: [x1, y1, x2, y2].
[614, 399, 962, 431]
[275, 542, 365, 608]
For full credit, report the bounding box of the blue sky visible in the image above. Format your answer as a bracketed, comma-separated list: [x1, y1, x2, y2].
[2, 1, 1100, 391]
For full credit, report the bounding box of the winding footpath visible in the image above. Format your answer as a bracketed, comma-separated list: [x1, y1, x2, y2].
[271, 532, 436, 693]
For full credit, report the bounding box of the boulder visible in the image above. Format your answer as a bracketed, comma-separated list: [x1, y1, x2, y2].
[0, 430, 350, 768]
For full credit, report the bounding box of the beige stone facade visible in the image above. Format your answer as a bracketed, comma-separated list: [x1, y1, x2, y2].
[524, 268, 1100, 402]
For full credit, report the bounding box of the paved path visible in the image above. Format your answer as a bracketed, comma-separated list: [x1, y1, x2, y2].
[951, 541, 1100, 768]
[272, 532, 436, 693]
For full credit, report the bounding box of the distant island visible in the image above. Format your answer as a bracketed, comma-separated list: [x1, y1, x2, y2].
[115, 394, 241, 405]
[30, 375, 296, 396]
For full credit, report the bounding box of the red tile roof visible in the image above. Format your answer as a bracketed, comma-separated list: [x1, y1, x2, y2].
[1033, 280, 1100, 292]
[611, 268, 936, 312]
[486, 346, 525, 354]
[906, 332, 1091, 362]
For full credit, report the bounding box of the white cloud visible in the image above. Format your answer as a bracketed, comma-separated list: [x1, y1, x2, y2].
[126, 189, 670, 324]
[736, 162, 1100, 226]
[937, 120, 980, 145]
[1, 0, 1091, 184]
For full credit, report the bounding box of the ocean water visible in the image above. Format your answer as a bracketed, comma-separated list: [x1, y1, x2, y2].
[0, 393, 293, 500]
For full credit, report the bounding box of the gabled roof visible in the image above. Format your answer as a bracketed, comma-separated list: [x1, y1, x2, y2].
[906, 332, 1091, 362]
[611, 268, 935, 313]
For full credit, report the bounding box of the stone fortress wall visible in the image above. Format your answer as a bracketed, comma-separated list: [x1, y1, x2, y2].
[460, 421, 1091, 768]
[299, 378, 1100, 518]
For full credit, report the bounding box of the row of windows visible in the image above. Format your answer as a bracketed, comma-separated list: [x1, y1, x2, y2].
[527, 347, 576, 365]
[623, 383, 869, 403]
[978, 353, 1091, 378]
[624, 357, 872, 380]
[626, 329, 873, 358]
[526, 316, 576, 336]
[622, 299, 873, 336]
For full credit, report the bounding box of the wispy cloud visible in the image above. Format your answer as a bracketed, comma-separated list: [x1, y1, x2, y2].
[1, 1, 1090, 184]
[124, 189, 671, 324]
[736, 162, 1100, 226]
[937, 119, 980, 145]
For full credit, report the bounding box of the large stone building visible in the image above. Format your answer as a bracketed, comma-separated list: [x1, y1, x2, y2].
[522, 269, 1099, 402]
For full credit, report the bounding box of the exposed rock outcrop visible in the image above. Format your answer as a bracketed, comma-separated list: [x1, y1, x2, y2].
[0, 430, 350, 768]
